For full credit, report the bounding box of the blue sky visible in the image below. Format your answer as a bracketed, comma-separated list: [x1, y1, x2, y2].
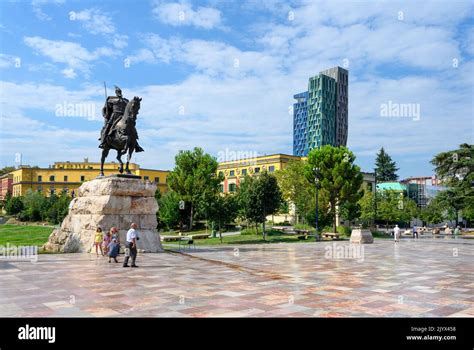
[0, 0, 473, 178]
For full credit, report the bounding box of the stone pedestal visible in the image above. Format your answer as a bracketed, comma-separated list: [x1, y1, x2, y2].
[350, 228, 374, 244]
[43, 176, 163, 253]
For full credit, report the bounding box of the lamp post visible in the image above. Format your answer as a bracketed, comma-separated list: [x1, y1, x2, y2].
[314, 167, 320, 240]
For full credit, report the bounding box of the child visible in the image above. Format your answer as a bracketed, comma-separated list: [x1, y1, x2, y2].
[102, 231, 111, 255]
[94, 227, 104, 256]
[108, 238, 120, 263]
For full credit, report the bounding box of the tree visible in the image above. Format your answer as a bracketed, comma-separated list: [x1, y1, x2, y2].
[0, 166, 15, 176]
[237, 172, 282, 240]
[167, 147, 223, 231]
[374, 147, 399, 181]
[431, 143, 474, 224]
[275, 160, 314, 224]
[5, 196, 24, 215]
[305, 145, 363, 233]
[358, 190, 375, 225]
[157, 191, 181, 230]
[420, 198, 444, 225]
[207, 194, 238, 243]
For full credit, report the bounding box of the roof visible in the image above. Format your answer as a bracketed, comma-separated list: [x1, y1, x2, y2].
[376, 182, 406, 191]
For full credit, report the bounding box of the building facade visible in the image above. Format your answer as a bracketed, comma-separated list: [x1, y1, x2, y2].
[217, 154, 301, 193]
[401, 176, 444, 207]
[9, 159, 169, 198]
[293, 66, 348, 156]
[0, 173, 13, 202]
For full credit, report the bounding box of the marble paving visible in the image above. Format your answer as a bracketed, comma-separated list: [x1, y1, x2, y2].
[0, 238, 473, 317]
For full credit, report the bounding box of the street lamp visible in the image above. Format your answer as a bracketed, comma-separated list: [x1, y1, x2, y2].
[313, 167, 320, 240]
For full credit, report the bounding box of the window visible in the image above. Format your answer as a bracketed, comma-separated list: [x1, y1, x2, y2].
[80, 176, 85, 182]
[37, 186, 42, 193]
[50, 187, 55, 195]
[254, 167, 260, 173]
[38, 176, 42, 182]
[144, 176, 149, 181]
[219, 184, 224, 193]
[269, 166, 275, 172]
[241, 169, 247, 176]
[49, 175, 55, 182]
[230, 170, 235, 177]
[218, 171, 224, 177]
[229, 183, 236, 192]
[64, 176, 68, 182]
[154, 177, 160, 183]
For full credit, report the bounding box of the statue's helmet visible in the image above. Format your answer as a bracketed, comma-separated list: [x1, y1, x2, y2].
[114, 86, 122, 97]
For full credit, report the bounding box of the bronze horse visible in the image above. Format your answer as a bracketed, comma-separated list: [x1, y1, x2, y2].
[99, 96, 143, 176]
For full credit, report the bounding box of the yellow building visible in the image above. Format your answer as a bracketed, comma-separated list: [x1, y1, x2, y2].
[10, 158, 169, 197]
[217, 153, 301, 193]
[217, 153, 375, 193]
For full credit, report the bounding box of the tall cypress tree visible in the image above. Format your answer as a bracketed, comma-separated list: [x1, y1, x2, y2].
[374, 147, 399, 181]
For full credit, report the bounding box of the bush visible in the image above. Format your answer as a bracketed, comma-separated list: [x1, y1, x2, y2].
[336, 225, 352, 236]
[241, 227, 257, 235]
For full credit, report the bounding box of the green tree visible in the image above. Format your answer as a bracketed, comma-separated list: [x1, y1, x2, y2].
[167, 147, 223, 231]
[237, 172, 282, 240]
[207, 194, 238, 243]
[23, 190, 48, 221]
[305, 145, 363, 233]
[358, 190, 375, 224]
[420, 198, 444, 225]
[0, 166, 15, 176]
[5, 196, 24, 215]
[275, 160, 314, 224]
[157, 191, 181, 230]
[374, 147, 399, 181]
[431, 143, 474, 224]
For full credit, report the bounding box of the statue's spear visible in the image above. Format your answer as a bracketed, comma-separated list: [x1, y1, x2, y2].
[103, 81, 108, 117]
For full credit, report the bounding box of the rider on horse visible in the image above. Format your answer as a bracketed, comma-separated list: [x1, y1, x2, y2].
[99, 86, 144, 152]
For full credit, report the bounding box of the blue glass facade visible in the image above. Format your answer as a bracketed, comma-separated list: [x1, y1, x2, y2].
[293, 67, 348, 157]
[293, 91, 308, 157]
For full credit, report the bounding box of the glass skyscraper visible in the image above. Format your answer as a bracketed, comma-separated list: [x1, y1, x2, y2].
[293, 66, 348, 156]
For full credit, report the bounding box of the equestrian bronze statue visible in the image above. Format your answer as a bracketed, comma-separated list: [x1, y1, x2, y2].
[99, 85, 144, 176]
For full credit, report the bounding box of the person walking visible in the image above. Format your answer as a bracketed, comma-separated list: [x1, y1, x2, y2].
[413, 225, 418, 239]
[394, 224, 400, 243]
[94, 227, 104, 256]
[123, 223, 139, 268]
[107, 238, 120, 263]
[110, 227, 120, 254]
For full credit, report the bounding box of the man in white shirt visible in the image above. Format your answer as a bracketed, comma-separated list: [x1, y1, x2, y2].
[393, 224, 400, 243]
[123, 223, 139, 268]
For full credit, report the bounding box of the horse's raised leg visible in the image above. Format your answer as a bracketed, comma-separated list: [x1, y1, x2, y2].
[125, 146, 134, 175]
[116, 149, 124, 173]
[100, 147, 110, 177]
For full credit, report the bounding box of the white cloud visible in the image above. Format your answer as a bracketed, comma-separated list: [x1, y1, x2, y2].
[61, 68, 77, 79]
[70, 8, 128, 48]
[23, 36, 119, 78]
[0, 54, 20, 69]
[152, 1, 222, 29]
[31, 0, 64, 21]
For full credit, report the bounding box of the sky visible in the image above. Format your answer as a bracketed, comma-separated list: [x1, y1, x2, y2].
[0, 0, 473, 179]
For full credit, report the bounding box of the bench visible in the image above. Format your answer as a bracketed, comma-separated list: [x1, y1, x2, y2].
[188, 233, 211, 240]
[322, 232, 340, 240]
[161, 235, 183, 242]
[178, 237, 195, 250]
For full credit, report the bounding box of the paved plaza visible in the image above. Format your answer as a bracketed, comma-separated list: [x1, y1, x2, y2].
[0, 238, 473, 317]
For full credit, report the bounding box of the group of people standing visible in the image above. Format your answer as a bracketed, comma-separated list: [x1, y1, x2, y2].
[93, 223, 139, 268]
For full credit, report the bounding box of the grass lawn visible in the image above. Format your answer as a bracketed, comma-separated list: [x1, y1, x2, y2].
[162, 232, 326, 247]
[0, 224, 53, 247]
